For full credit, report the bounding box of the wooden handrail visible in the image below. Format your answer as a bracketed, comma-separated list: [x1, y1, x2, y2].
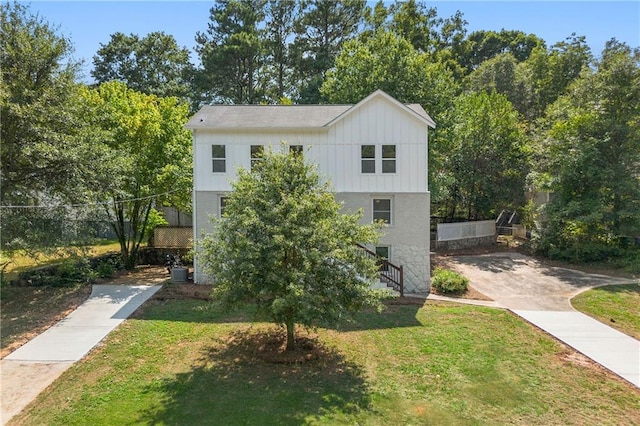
[356, 244, 404, 296]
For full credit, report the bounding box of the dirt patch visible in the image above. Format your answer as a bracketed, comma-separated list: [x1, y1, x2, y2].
[1, 285, 92, 358]
[1, 265, 170, 359]
[151, 282, 213, 301]
[221, 327, 324, 364]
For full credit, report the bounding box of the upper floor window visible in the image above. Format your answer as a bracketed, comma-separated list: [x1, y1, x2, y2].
[361, 145, 375, 173]
[373, 198, 392, 224]
[212, 145, 226, 173]
[290, 145, 303, 156]
[382, 145, 396, 173]
[251, 145, 263, 170]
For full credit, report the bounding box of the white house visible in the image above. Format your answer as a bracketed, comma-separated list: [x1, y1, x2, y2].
[186, 90, 435, 294]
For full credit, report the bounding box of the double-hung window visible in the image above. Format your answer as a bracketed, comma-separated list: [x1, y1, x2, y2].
[382, 145, 396, 173]
[251, 145, 263, 169]
[290, 145, 303, 156]
[212, 145, 226, 173]
[373, 198, 392, 224]
[219, 196, 228, 218]
[361, 145, 375, 173]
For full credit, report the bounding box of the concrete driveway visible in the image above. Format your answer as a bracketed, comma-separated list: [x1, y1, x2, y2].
[446, 251, 635, 310]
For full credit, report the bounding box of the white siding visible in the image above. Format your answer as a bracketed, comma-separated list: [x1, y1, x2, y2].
[193, 95, 428, 194]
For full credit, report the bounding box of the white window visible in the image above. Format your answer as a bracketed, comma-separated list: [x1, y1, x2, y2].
[212, 145, 226, 173]
[373, 198, 392, 224]
[290, 145, 303, 156]
[219, 196, 228, 218]
[382, 145, 396, 173]
[361, 145, 375, 173]
[251, 145, 263, 169]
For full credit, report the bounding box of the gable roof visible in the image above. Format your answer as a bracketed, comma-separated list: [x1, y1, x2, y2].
[185, 89, 436, 130]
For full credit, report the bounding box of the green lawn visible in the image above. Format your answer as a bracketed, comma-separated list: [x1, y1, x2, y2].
[11, 298, 639, 425]
[572, 283, 640, 340]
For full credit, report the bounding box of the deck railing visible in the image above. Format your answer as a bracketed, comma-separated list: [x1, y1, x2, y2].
[356, 244, 404, 296]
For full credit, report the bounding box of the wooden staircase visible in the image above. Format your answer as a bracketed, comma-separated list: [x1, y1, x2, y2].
[356, 244, 404, 296]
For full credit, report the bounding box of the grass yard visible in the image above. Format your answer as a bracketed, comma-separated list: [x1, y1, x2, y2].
[1, 240, 122, 278]
[572, 283, 640, 340]
[10, 291, 639, 425]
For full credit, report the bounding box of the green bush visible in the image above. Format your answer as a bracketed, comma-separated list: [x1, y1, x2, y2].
[431, 267, 469, 294]
[95, 260, 117, 278]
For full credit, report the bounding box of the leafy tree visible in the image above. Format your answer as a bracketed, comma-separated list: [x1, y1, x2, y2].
[201, 146, 387, 350]
[263, 0, 297, 101]
[81, 82, 192, 269]
[440, 92, 530, 221]
[0, 2, 102, 254]
[91, 31, 194, 102]
[524, 34, 592, 118]
[387, 0, 438, 53]
[534, 41, 640, 261]
[0, 2, 85, 206]
[195, 0, 266, 104]
[291, 0, 365, 103]
[465, 53, 536, 122]
[457, 29, 545, 73]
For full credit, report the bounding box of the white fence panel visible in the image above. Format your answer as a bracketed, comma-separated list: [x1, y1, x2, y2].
[437, 220, 496, 241]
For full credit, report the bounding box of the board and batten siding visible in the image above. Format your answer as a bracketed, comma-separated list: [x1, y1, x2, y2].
[193, 96, 428, 194]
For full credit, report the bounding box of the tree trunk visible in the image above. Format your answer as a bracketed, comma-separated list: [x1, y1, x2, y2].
[285, 318, 295, 351]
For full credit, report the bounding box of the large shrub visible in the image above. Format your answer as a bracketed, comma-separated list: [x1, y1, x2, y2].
[432, 267, 469, 294]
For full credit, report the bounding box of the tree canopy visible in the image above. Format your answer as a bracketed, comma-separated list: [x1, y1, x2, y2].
[92, 31, 194, 102]
[201, 146, 389, 350]
[534, 42, 640, 262]
[81, 81, 192, 268]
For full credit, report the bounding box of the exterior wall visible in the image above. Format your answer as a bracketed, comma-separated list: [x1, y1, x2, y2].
[194, 191, 431, 293]
[191, 94, 431, 292]
[336, 192, 431, 294]
[193, 96, 428, 194]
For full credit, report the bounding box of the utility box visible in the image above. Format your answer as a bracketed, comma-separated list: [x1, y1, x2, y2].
[171, 267, 188, 283]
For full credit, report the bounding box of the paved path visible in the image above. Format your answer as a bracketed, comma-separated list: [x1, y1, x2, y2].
[444, 252, 639, 388]
[1, 284, 161, 425]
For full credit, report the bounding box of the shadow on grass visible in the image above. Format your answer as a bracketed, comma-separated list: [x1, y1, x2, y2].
[134, 328, 375, 424]
[136, 286, 426, 331]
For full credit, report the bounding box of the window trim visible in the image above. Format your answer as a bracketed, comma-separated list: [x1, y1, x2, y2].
[219, 195, 228, 218]
[372, 198, 392, 225]
[250, 145, 263, 170]
[382, 144, 396, 174]
[361, 145, 376, 174]
[212, 144, 226, 173]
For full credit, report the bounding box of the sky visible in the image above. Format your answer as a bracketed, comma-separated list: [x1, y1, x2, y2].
[22, 0, 640, 82]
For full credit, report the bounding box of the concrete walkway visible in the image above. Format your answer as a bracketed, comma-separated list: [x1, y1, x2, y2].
[1, 284, 162, 425]
[444, 252, 639, 388]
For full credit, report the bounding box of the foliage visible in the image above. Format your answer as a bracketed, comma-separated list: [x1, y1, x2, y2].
[290, 0, 366, 103]
[200, 145, 388, 350]
[0, 2, 83, 204]
[0, 2, 101, 253]
[195, 0, 266, 105]
[439, 91, 530, 221]
[533, 41, 640, 262]
[81, 81, 192, 269]
[431, 267, 469, 294]
[91, 31, 194, 105]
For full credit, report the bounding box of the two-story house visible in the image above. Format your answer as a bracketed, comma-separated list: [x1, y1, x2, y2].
[186, 90, 435, 294]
